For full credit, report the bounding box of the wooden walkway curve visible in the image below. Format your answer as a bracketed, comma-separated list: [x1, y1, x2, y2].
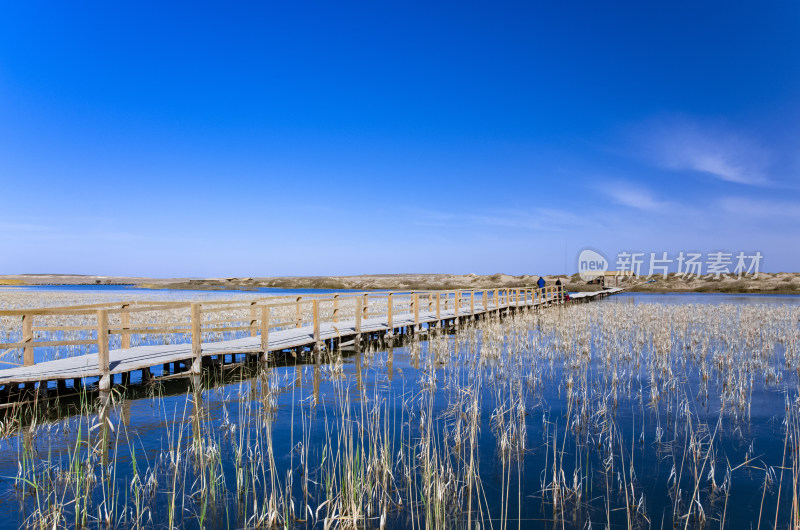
[0, 286, 624, 398]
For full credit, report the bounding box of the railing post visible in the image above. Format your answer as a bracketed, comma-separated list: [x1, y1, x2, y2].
[22, 314, 33, 367]
[428, 293, 433, 313]
[97, 310, 110, 391]
[516, 288, 520, 308]
[387, 293, 393, 332]
[470, 290, 475, 316]
[482, 290, 488, 315]
[436, 292, 441, 321]
[121, 304, 131, 349]
[191, 303, 202, 375]
[260, 305, 269, 360]
[250, 301, 258, 337]
[454, 290, 459, 320]
[355, 296, 362, 340]
[362, 293, 369, 321]
[333, 294, 339, 323]
[312, 300, 321, 353]
[413, 293, 419, 327]
[295, 297, 302, 328]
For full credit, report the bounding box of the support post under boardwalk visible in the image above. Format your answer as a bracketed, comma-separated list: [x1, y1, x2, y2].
[191, 303, 202, 375]
[97, 310, 110, 391]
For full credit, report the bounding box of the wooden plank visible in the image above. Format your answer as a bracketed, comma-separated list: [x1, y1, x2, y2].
[110, 327, 192, 335]
[0, 339, 97, 349]
[0, 300, 183, 317]
[32, 325, 97, 331]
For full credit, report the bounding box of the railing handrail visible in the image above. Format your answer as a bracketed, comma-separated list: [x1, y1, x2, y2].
[1, 286, 568, 369]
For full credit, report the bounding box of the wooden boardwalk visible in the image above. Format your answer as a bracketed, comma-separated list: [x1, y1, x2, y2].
[0, 286, 623, 396]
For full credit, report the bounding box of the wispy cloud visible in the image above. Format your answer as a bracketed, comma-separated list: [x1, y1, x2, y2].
[601, 183, 673, 212]
[634, 117, 771, 186]
[412, 207, 594, 232]
[0, 220, 57, 232]
[718, 196, 800, 218]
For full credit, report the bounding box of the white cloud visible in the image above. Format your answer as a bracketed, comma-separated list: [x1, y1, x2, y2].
[603, 185, 671, 212]
[635, 117, 771, 186]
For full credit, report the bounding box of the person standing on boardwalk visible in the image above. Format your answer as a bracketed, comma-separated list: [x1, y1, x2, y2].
[537, 276, 546, 290]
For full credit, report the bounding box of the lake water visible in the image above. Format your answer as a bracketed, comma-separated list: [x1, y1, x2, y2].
[0, 284, 359, 296]
[0, 290, 798, 528]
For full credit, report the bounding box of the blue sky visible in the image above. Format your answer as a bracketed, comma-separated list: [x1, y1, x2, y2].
[1, 1, 798, 277]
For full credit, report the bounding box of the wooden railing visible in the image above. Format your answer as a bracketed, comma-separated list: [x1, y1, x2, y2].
[0, 286, 566, 386]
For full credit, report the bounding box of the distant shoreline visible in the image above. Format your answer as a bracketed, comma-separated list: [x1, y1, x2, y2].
[2, 272, 799, 295]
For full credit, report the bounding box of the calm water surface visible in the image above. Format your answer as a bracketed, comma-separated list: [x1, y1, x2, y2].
[0, 291, 797, 529]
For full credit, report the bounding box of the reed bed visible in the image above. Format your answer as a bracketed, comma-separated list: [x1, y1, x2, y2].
[0, 297, 799, 529]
